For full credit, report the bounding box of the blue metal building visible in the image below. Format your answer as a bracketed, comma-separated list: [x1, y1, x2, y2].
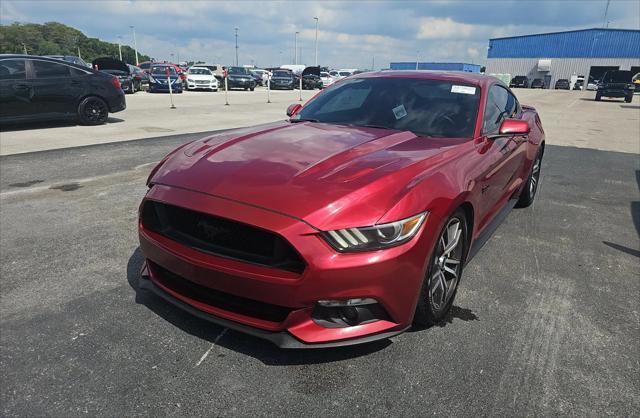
[485, 28, 640, 88]
[389, 62, 481, 73]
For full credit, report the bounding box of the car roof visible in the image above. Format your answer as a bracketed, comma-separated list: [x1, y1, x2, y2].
[0, 54, 94, 70]
[353, 70, 500, 88]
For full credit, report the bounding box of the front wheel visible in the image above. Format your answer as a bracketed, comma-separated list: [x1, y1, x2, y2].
[77, 96, 108, 125]
[595, 92, 602, 101]
[414, 210, 467, 326]
[250, 87, 254, 91]
[625, 95, 633, 103]
[516, 150, 542, 208]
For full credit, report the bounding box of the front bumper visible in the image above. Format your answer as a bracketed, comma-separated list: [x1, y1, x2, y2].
[138, 184, 436, 348]
[149, 82, 183, 92]
[187, 81, 218, 90]
[598, 89, 632, 98]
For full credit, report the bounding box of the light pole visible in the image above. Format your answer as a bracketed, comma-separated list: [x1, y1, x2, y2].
[130, 25, 139, 65]
[313, 17, 319, 66]
[415, 50, 419, 70]
[234, 27, 239, 66]
[294, 31, 299, 65]
[279, 51, 283, 66]
[117, 35, 123, 61]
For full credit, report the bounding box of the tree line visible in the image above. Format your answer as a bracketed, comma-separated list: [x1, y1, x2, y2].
[0, 22, 151, 65]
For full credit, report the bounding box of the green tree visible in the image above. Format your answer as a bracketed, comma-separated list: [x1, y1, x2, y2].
[0, 21, 150, 64]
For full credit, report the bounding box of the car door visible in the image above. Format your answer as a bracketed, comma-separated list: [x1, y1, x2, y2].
[0, 58, 34, 120]
[475, 84, 526, 230]
[28, 59, 85, 117]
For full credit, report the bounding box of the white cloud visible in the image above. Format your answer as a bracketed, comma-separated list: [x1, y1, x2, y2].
[417, 17, 475, 39]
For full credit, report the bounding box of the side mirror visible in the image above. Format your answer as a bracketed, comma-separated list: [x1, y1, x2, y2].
[286, 103, 302, 117]
[489, 118, 530, 139]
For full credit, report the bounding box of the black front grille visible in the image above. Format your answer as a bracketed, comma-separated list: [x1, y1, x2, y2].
[150, 262, 293, 323]
[141, 200, 305, 273]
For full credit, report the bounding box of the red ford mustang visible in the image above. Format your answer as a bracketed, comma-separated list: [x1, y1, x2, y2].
[138, 71, 545, 348]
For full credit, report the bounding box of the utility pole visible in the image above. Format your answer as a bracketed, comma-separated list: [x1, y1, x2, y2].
[294, 31, 299, 65]
[416, 51, 419, 70]
[23, 43, 27, 54]
[603, 0, 611, 28]
[117, 36, 123, 61]
[372, 56, 375, 72]
[279, 51, 282, 66]
[130, 26, 139, 65]
[234, 27, 239, 66]
[313, 17, 319, 66]
[77, 46, 82, 61]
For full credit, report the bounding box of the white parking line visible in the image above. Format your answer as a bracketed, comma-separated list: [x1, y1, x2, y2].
[195, 328, 228, 367]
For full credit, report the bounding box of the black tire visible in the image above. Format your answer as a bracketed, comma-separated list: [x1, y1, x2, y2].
[77, 96, 108, 125]
[516, 149, 543, 208]
[414, 209, 467, 327]
[625, 95, 633, 103]
[250, 87, 254, 91]
[595, 92, 602, 101]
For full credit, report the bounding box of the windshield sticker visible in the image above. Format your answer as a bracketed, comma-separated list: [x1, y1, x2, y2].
[451, 85, 476, 95]
[392, 104, 408, 120]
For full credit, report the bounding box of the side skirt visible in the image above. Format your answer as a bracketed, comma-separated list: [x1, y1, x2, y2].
[466, 198, 518, 264]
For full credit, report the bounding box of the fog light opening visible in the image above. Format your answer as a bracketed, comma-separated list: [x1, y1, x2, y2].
[312, 298, 391, 328]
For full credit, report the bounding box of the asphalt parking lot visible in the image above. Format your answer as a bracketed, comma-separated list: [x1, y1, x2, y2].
[1, 89, 639, 416]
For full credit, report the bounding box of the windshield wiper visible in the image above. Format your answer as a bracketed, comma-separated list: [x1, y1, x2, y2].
[290, 118, 320, 123]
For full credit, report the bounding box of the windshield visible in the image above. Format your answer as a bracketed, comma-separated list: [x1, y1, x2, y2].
[273, 70, 292, 77]
[603, 71, 632, 83]
[321, 72, 330, 77]
[228, 66, 248, 75]
[188, 68, 212, 75]
[151, 66, 177, 75]
[293, 77, 480, 138]
[339, 71, 351, 76]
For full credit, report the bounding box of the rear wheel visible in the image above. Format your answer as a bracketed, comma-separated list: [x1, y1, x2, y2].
[516, 149, 542, 208]
[77, 96, 108, 125]
[414, 210, 467, 326]
[595, 92, 602, 101]
[250, 87, 254, 91]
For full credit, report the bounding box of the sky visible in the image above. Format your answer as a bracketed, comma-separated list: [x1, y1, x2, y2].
[1, 0, 639, 69]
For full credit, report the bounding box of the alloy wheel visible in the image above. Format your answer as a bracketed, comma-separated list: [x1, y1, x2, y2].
[84, 99, 107, 123]
[429, 217, 464, 311]
[530, 156, 541, 197]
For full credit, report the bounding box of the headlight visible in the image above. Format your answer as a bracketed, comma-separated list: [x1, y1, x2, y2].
[187, 78, 194, 82]
[322, 212, 428, 252]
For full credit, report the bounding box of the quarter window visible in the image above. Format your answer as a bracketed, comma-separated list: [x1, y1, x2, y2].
[0, 59, 26, 80]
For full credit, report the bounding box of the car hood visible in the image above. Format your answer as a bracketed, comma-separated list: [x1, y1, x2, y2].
[228, 74, 251, 79]
[187, 74, 215, 80]
[92, 57, 129, 73]
[150, 121, 461, 230]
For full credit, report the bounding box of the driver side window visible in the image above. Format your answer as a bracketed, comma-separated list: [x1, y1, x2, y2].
[483, 85, 518, 134]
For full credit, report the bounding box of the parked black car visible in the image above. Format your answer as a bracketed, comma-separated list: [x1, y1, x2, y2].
[93, 57, 135, 94]
[596, 70, 634, 103]
[128, 64, 149, 91]
[269, 69, 295, 90]
[531, 78, 545, 89]
[226, 66, 256, 91]
[554, 79, 570, 90]
[0, 54, 125, 125]
[301, 66, 322, 89]
[509, 75, 529, 88]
